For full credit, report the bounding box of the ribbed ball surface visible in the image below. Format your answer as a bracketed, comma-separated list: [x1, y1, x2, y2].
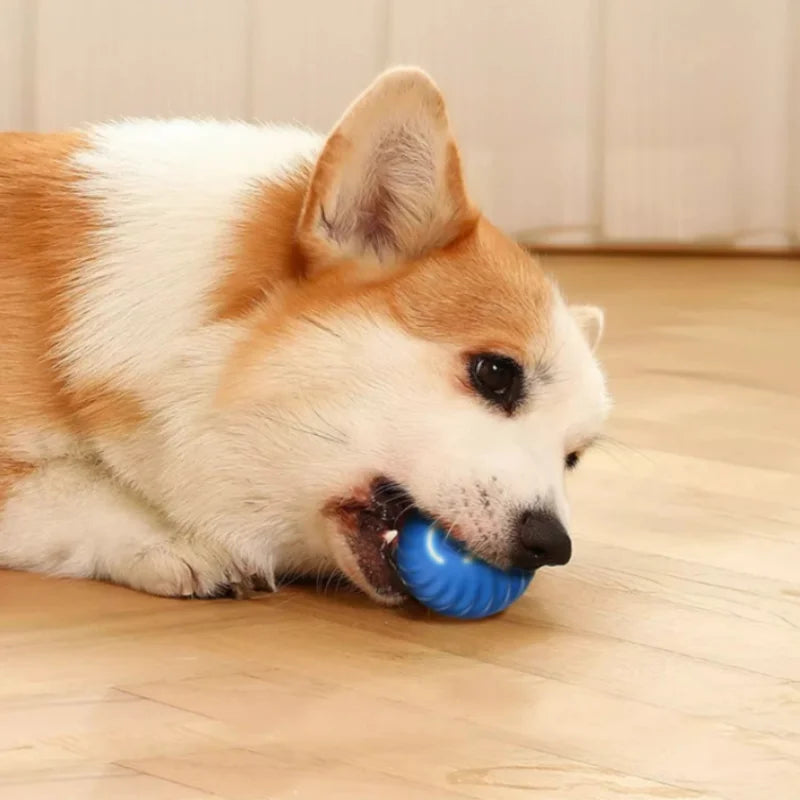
[396, 513, 533, 619]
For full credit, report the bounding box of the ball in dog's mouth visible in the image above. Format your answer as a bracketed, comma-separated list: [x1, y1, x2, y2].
[328, 477, 420, 602]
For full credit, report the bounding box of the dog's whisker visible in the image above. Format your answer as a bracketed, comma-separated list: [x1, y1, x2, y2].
[442, 509, 465, 544]
[255, 411, 347, 446]
[300, 313, 342, 339]
[310, 407, 347, 440]
[593, 434, 652, 463]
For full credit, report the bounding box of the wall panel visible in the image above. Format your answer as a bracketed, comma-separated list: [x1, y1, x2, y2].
[34, 0, 250, 129]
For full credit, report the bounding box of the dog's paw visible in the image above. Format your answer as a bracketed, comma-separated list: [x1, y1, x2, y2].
[193, 567, 256, 599]
[123, 542, 248, 599]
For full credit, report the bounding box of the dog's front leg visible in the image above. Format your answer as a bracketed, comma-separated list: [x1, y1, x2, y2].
[0, 455, 247, 597]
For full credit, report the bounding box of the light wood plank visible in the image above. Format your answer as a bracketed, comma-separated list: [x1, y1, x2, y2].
[0, 256, 798, 799]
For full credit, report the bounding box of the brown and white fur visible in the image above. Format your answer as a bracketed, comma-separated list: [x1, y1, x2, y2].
[0, 68, 609, 603]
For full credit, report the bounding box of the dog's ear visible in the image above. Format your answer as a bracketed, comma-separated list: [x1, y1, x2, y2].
[297, 67, 477, 272]
[570, 305, 604, 352]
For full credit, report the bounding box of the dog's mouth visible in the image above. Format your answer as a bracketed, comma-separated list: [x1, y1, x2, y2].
[327, 477, 422, 603]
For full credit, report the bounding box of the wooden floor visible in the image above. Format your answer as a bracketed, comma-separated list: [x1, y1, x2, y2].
[2, 256, 799, 800]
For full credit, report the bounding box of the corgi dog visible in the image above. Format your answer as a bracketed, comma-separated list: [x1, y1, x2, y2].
[0, 68, 609, 604]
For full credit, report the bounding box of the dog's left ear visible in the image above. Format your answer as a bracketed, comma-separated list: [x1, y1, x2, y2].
[298, 67, 477, 272]
[570, 305, 605, 352]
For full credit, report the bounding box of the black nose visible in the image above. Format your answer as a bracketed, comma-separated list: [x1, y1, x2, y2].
[512, 508, 572, 570]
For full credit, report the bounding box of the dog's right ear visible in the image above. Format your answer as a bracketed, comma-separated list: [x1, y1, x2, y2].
[570, 305, 605, 352]
[297, 67, 477, 275]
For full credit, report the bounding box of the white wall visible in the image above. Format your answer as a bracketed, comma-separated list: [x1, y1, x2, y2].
[0, 0, 797, 250]
[601, 0, 796, 250]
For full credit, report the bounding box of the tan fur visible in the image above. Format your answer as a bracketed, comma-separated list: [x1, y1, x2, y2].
[0, 456, 34, 506]
[295, 130, 348, 270]
[389, 219, 551, 362]
[0, 133, 146, 444]
[212, 167, 311, 320]
[221, 216, 551, 406]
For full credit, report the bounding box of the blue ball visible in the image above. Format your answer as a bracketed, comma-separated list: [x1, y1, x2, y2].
[395, 513, 533, 619]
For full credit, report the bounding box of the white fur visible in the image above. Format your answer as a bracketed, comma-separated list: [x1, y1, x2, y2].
[570, 304, 605, 353]
[58, 120, 321, 387]
[0, 459, 240, 596]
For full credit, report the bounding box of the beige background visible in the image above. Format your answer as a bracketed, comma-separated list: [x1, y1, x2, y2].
[1, 0, 798, 250]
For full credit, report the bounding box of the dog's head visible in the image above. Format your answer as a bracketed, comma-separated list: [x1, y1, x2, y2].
[221, 68, 610, 602]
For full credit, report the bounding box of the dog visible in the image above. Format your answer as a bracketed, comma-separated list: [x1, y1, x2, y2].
[0, 67, 609, 604]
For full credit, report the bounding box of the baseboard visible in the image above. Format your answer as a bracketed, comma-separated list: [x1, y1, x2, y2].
[521, 243, 800, 260]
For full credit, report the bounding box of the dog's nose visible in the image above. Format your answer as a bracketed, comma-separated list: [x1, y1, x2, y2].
[512, 508, 572, 570]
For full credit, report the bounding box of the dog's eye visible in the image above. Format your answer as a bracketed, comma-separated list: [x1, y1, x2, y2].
[468, 353, 524, 413]
[565, 451, 581, 470]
